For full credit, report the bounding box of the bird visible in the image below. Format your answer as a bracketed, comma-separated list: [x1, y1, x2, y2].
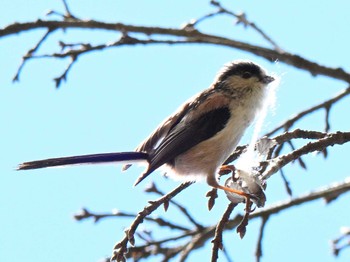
[17, 60, 274, 207]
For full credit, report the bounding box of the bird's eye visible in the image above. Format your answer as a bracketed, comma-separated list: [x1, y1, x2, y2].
[242, 72, 252, 79]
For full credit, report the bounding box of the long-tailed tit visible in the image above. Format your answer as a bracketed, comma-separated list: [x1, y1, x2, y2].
[17, 60, 274, 207]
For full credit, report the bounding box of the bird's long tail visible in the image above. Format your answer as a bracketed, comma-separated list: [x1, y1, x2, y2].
[17, 152, 148, 170]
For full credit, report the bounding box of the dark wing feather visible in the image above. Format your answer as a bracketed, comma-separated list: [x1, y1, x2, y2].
[135, 103, 192, 153]
[141, 106, 231, 178]
[122, 102, 191, 171]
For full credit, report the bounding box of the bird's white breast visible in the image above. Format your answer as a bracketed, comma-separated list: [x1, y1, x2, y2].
[166, 85, 267, 182]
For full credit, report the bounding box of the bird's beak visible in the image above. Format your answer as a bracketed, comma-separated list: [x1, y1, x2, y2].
[262, 75, 274, 84]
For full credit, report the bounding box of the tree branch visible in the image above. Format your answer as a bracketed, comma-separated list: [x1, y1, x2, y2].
[145, 182, 204, 229]
[332, 227, 350, 257]
[265, 86, 350, 137]
[130, 177, 350, 261]
[209, 0, 282, 51]
[255, 216, 269, 262]
[12, 29, 55, 82]
[262, 131, 350, 180]
[250, 178, 350, 218]
[185, 177, 350, 258]
[73, 207, 190, 231]
[111, 182, 193, 261]
[211, 203, 236, 262]
[2, 19, 350, 83]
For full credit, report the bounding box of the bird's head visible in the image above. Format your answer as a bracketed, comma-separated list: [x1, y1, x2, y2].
[214, 60, 274, 91]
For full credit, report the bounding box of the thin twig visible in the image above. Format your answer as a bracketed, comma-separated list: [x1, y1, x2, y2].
[250, 177, 350, 218]
[279, 169, 292, 196]
[255, 215, 269, 262]
[210, 0, 282, 51]
[111, 182, 193, 261]
[183, 9, 224, 30]
[73, 208, 190, 231]
[129, 244, 185, 261]
[145, 182, 204, 229]
[12, 29, 54, 82]
[61, 0, 75, 18]
[225, 129, 331, 168]
[273, 129, 330, 144]
[286, 140, 307, 169]
[331, 227, 350, 257]
[221, 247, 234, 262]
[211, 203, 236, 262]
[124, 232, 200, 260]
[262, 131, 350, 180]
[53, 54, 76, 88]
[265, 86, 350, 137]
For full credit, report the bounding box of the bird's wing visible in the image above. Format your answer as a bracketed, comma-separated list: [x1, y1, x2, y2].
[148, 107, 231, 172]
[134, 92, 231, 185]
[121, 101, 192, 171]
[134, 102, 191, 153]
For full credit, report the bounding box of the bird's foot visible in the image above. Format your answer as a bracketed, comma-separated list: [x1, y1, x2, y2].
[218, 164, 236, 176]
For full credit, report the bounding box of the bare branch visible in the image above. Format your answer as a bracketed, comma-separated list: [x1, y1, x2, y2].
[250, 178, 350, 218]
[255, 216, 269, 262]
[2, 20, 350, 83]
[210, 0, 282, 51]
[178, 217, 241, 262]
[184, 9, 224, 29]
[332, 227, 350, 257]
[127, 243, 185, 261]
[211, 203, 236, 262]
[124, 232, 198, 261]
[12, 29, 55, 82]
[262, 131, 350, 180]
[61, 0, 76, 19]
[179, 235, 207, 262]
[286, 140, 307, 169]
[111, 182, 193, 261]
[53, 54, 76, 88]
[279, 169, 293, 196]
[181, 178, 350, 260]
[272, 129, 329, 144]
[30, 34, 149, 59]
[73, 208, 190, 231]
[265, 86, 350, 137]
[225, 129, 332, 170]
[105, 177, 350, 261]
[140, 178, 350, 261]
[145, 182, 204, 229]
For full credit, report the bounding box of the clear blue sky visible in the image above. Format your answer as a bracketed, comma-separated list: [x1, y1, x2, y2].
[1, 1, 350, 262]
